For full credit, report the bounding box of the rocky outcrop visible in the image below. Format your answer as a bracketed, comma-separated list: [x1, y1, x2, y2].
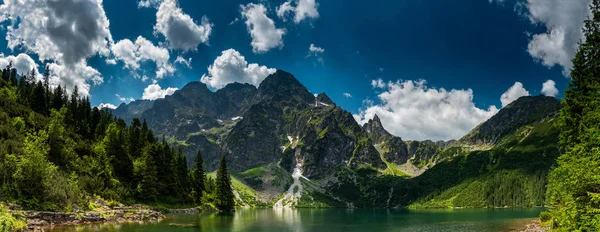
[9, 200, 164, 231]
[363, 115, 411, 164]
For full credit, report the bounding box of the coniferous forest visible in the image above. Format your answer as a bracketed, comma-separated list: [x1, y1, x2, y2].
[0, 63, 233, 213]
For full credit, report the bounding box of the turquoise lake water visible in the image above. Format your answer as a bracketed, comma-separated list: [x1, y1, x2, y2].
[47, 208, 544, 232]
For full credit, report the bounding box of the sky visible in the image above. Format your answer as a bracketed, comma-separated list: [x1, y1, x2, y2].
[0, 0, 592, 141]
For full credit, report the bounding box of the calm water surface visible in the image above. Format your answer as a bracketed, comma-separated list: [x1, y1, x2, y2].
[47, 208, 543, 232]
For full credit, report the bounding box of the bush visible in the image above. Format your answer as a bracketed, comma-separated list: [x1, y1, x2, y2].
[0, 203, 26, 231]
[539, 211, 551, 222]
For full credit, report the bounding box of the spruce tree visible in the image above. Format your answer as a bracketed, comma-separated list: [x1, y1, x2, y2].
[193, 150, 206, 203]
[546, 0, 600, 230]
[215, 156, 234, 211]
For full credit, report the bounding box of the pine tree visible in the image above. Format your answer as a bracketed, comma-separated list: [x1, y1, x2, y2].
[546, 0, 600, 230]
[43, 65, 50, 110]
[50, 85, 64, 110]
[215, 156, 234, 211]
[31, 81, 47, 115]
[128, 118, 142, 159]
[193, 150, 206, 203]
[1, 62, 10, 83]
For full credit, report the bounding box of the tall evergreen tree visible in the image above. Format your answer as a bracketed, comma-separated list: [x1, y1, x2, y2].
[546, 0, 600, 230]
[215, 156, 234, 211]
[31, 81, 47, 115]
[193, 150, 206, 203]
[1, 61, 10, 83]
[128, 118, 142, 159]
[50, 85, 64, 110]
[43, 65, 50, 108]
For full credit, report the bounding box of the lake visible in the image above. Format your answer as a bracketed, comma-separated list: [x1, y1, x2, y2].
[46, 208, 544, 232]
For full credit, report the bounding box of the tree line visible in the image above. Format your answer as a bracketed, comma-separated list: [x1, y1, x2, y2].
[0, 63, 234, 212]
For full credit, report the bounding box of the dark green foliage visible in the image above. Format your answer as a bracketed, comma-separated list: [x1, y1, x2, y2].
[545, 1, 600, 230]
[0, 79, 198, 211]
[216, 156, 235, 211]
[192, 150, 206, 203]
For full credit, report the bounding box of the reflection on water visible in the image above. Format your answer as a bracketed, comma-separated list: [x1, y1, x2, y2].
[47, 208, 544, 232]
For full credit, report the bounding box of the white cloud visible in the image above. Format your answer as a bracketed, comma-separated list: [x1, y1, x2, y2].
[354, 79, 499, 141]
[175, 55, 192, 68]
[154, 0, 212, 51]
[541, 79, 559, 97]
[138, 0, 162, 8]
[0, 53, 41, 80]
[111, 36, 174, 79]
[371, 78, 386, 89]
[142, 83, 178, 100]
[308, 44, 324, 54]
[241, 3, 286, 53]
[0, 0, 114, 96]
[98, 103, 117, 110]
[200, 49, 276, 90]
[516, 0, 592, 76]
[47, 62, 103, 96]
[307, 43, 325, 63]
[116, 94, 135, 103]
[276, 0, 319, 24]
[229, 17, 240, 25]
[343, 93, 352, 98]
[500, 82, 530, 107]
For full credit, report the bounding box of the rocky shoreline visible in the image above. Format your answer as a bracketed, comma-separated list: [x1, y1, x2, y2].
[4, 200, 164, 232]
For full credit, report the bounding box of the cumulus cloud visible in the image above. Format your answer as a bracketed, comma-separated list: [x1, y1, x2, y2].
[154, 0, 213, 50]
[343, 93, 352, 98]
[514, 0, 592, 76]
[500, 82, 530, 107]
[200, 49, 276, 90]
[241, 3, 286, 53]
[98, 103, 117, 110]
[354, 79, 499, 141]
[276, 0, 319, 24]
[116, 94, 135, 103]
[0, 0, 114, 96]
[142, 83, 178, 100]
[541, 79, 559, 97]
[175, 55, 192, 68]
[0, 53, 41, 80]
[111, 36, 174, 79]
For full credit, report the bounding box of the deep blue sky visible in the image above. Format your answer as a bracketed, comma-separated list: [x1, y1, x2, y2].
[0, 0, 568, 114]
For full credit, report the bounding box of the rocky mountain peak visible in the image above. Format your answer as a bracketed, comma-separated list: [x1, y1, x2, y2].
[256, 70, 315, 107]
[363, 114, 393, 144]
[316, 93, 335, 106]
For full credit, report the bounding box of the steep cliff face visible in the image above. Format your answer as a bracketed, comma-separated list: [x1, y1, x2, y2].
[222, 71, 383, 178]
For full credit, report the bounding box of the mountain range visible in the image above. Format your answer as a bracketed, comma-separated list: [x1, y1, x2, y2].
[113, 70, 562, 208]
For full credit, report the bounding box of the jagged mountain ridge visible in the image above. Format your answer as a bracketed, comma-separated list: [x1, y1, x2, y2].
[114, 70, 384, 178]
[114, 70, 561, 179]
[113, 70, 563, 208]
